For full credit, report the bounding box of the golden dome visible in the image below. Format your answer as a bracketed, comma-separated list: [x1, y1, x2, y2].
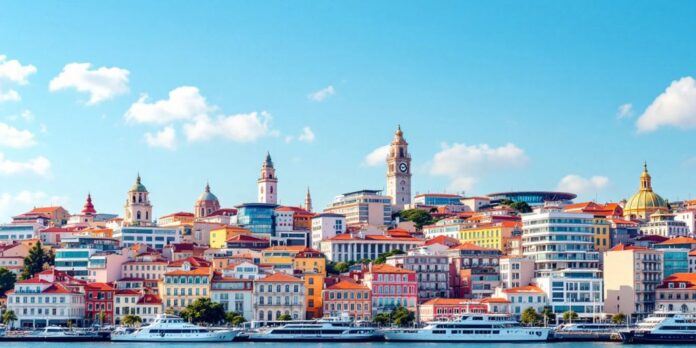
[624, 162, 668, 219]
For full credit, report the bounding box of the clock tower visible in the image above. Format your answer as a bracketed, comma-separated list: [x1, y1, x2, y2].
[386, 125, 411, 211]
[257, 152, 278, 204]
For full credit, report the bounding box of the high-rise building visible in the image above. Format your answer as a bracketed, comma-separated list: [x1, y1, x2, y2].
[386, 125, 411, 211]
[124, 174, 152, 226]
[257, 152, 278, 204]
[324, 190, 391, 227]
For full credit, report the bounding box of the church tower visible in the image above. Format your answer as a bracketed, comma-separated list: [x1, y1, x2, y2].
[304, 187, 313, 212]
[124, 174, 153, 226]
[386, 125, 412, 211]
[194, 182, 220, 218]
[257, 152, 278, 204]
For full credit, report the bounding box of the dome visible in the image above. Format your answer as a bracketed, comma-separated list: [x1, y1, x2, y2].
[130, 174, 148, 192]
[623, 162, 668, 219]
[197, 183, 219, 202]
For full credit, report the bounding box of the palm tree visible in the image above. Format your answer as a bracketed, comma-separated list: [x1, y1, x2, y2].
[122, 315, 142, 327]
[2, 310, 17, 328]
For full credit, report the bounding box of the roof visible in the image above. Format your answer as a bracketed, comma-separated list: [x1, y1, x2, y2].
[275, 206, 312, 214]
[197, 183, 219, 202]
[43, 283, 79, 294]
[421, 298, 483, 306]
[609, 243, 649, 251]
[658, 273, 696, 289]
[658, 237, 696, 246]
[29, 206, 66, 214]
[328, 233, 422, 242]
[262, 245, 307, 252]
[130, 174, 148, 192]
[256, 272, 303, 283]
[327, 280, 369, 290]
[312, 213, 345, 219]
[449, 242, 497, 252]
[424, 235, 461, 247]
[85, 282, 115, 291]
[137, 293, 162, 305]
[226, 234, 269, 243]
[40, 226, 83, 233]
[208, 208, 237, 217]
[369, 264, 415, 274]
[160, 212, 195, 219]
[635, 235, 669, 243]
[480, 297, 510, 304]
[294, 247, 325, 258]
[165, 267, 211, 276]
[414, 193, 464, 198]
[116, 289, 140, 295]
[168, 257, 211, 268]
[501, 285, 544, 294]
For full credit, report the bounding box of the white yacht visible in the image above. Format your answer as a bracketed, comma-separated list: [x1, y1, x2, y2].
[248, 316, 381, 341]
[620, 311, 696, 343]
[383, 313, 550, 342]
[111, 314, 238, 342]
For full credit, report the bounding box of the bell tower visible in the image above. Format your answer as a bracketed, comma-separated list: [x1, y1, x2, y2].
[257, 152, 278, 204]
[124, 174, 152, 226]
[386, 125, 412, 211]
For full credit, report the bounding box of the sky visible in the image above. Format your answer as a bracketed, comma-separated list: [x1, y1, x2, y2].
[1, 1, 696, 222]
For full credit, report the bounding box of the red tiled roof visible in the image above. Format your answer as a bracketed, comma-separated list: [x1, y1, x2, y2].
[327, 280, 368, 290]
[160, 211, 195, 219]
[502, 285, 544, 294]
[226, 234, 268, 243]
[168, 256, 211, 268]
[449, 242, 496, 252]
[85, 282, 115, 291]
[658, 273, 696, 289]
[207, 208, 237, 217]
[137, 294, 162, 305]
[256, 272, 303, 283]
[424, 235, 461, 247]
[636, 235, 669, 243]
[328, 233, 422, 242]
[295, 247, 324, 259]
[421, 298, 481, 306]
[609, 243, 648, 251]
[275, 206, 312, 214]
[658, 237, 696, 246]
[116, 289, 140, 295]
[262, 245, 307, 252]
[40, 226, 83, 233]
[165, 267, 211, 276]
[480, 297, 510, 304]
[369, 264, 415, 274]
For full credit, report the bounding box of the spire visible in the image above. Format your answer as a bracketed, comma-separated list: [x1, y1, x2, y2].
[640, 161, 652, 191]
[304, 187, 313, 212]
[264, 151, 274, 167]
[205, 181, 210, 193]
[82, 193, 96, 215]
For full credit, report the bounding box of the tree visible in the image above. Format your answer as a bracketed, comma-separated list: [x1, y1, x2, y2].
[97, 311, 107, 325]
[612, 313, 627, 325]
[331, 262, 350, 274]
[375, 249, 405, 264]
[520, 307, 541, 326]
[391, 306, 415, 327]
[373, 313, 390, 326]
[540, 306, 555, 325]
[122, 315, 142, 327]
[0, 267, 16, 296]
[562, 310, 578, 322]
[20, 241, 53, 280]
[398, 209, 435, 230]
[277, 314, 292, 321]
[180, 298, 226, 325]
[2, 309, 17, 327]
[225, 312, 246, 327]
[509, 201, 532, 213]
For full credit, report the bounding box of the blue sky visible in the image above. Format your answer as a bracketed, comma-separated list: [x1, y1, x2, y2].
[1, 1, 696, 221]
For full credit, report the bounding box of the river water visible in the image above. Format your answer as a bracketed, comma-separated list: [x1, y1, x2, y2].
[0, 342, 651, 348]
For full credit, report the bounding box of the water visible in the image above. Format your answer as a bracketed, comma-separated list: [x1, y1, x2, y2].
[0, 342, 655, 348]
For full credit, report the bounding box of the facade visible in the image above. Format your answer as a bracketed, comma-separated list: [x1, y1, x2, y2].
[494, 285, 548, 317]
[209, 226, 252, 248]
[159, 261, 212, 310]
[535, 269, 603, 320]
[113, 226, 182, 250]
[623, 163, 669, 220]
[654, 237, 694, 276]
[257, 153, 278, 204]
[486, 191, 577, 206]
[236, 203, 278, 237]
[324, 190, 392, 227]
[639, 213, 689, 237]
[417, 298, 488, 322]
[458, 221, 521, 251]
[253, 272, 306, 321]
[413, 193, 464, 208]
[322, 280, 372, 321]
[121, 254, 168, 280]
[114, 290, 162, 324]
[124, 174, 153, 226]
[656, 273, 696, 313]
[499, 255, 535, 289]
[310, 213, 346, 250]
[447, 243, 501, 299]
[194, 183, 221, 218]
[364, 263, 418, 314]
[386, 253, 449, 302]
[603, 244, 663, 319]
[84, 282, 115, 325]
[674, 210, 696, 235]
[385, 125, 412, 211]
[210, 273, 254, 320]
[293, 248, 326, 319]
[0, 223, 39, 242]
[320, 231, 424, 262]
[423, 218, 467, 240]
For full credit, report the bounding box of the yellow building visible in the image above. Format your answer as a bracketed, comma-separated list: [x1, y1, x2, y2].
[293, 248, 326, 319]
[261, 245, 306, 273]
[624, 162, 669, 220]
[458, 221, 520, 251]
[159, 260, 212, 310]
[209, 226, 252, 249]
[592, 218, 611, 251]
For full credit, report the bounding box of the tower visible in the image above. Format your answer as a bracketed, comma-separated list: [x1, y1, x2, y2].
[82, 193, 96, 216]
[304, 187, 313, 212]
[257, 152, 278, 204]
[194, 182, 220, 218]
[386, 125, 412, 211]
[124, 174, 153, 226]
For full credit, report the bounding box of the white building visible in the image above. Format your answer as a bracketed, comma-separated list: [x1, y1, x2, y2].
[0, 223, 39, 242]
[535, 269, 603, 320]
[319, 231, 424, 262]
[324, 190, 392, 227]
[113, 226, 182, 250]
[252, 272, 306, 321]
[639, 213, 689, 238]
[494, 285, 549, 318]
[257, 153, 278, 204]
[422, 218, 467, 239]
[499, 255, 535, 289]
[310, 213, 346, 250]
[675, 210, 696, 235]
[211, 274, 254, 320]
[385, 126, 412, 211]
[114, 290, 163, 324]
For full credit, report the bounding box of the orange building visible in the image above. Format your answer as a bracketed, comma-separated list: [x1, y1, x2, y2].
[293, 248, 326, 319]
[322, 279, 372, 321]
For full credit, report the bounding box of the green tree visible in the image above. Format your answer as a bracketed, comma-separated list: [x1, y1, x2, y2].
[612, 313, 627, 325]
[0, 267, 17, 296]
[540, 306, 556, 325]
[277, 314, 292, 321]
[391, 306, 415, 327]
[398, 209, 435, 230]
[180, 298, 226, 325]
[520, 307, 541, 326]
[225, 312, 246, 326]
[332, 262, 350, 274]
[2, 309, 17, 327]
[509, 201, 532, 213]
[374, 249, 405, 264]
[97, 310, 107, 325]
[20, 241, 53, 280]
[373, 313, 390, 326]
[122, 315, 142, 327]
[562, 310, 578, 323]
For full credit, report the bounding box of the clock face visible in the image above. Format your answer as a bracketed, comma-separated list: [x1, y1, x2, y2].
[399, 162, 408, 173]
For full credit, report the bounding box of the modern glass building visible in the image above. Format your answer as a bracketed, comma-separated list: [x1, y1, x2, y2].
[236, 203, 278, 236]
[113, 226, 181, 249]
[487, 191, 577, 206]
[0, 223, 38, 241]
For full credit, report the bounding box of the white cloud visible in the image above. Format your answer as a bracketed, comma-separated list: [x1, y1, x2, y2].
[0, 191, 68, 223]
[556, 174, 609, 195]
[636, 76, 696, 132]
[307, 85, 335, 102]
[0, 123, 36, 148]
[145, 126, 176, 150]
[125, 86, 211, 124]
[298, 127, 315, 143]
[617, 103, 633, 119]
[183, 111, 272, 143]
[49, 62, 129, 105]
[0, 153, 51, 176]
[363, 145, 390, 167]
[0, 89, 20, 102]
[0, 55, 37, 85]
[429, 143, 528, 192]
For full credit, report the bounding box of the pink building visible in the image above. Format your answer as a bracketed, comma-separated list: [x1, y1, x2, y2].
[322, 279, 372, 321]
[418, 298, 488, 322]
[364, 263, 417, 314]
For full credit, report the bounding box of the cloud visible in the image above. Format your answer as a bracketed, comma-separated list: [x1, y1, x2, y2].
[49, 62, 129, 105]
[0, 89, 20, 102]
[0, 153, 51, 176]
[0, 191, 68, 223]
[556, 174, 609, 195]
[125, 86, 211, 124]
[636, 76, 696, 132]
[308, 85, 335, 102]
[429, 143, 528, 192]
[617, 103, 633, 119]
[298, 127, 315, 143]
[183, 111, 272, 143]
[0, 54, 36, 103]
[0, 123, 36, 148]
[363, 145, 390, 167]
[145, 126, 176, 150]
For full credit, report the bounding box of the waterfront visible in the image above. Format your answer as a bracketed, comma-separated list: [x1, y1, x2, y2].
[0, 342, 633, 348]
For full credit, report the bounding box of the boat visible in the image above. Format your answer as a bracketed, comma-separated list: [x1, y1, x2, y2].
[248, 316, 381, 342]
[383, 313, 551, 342]
[111, 314, 238, 342]
[620, 311, 696, 344]
[553, 323, 625, 341]
[0, 326, 108, 342]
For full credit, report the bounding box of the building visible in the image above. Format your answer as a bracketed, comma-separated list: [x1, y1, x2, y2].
[364, 263, 418, 314]
[159, 260, 212, 310]
[386, 253, 449, 301]
[257, 152, 278, 204]
[656, 273, 696, 313]
[494, 285, 549, 318]
[674, 210, 696, 235]
[447, 243, 501, 299]
[386, 125, 412, 211]
[158, 212, 195, 227]
[211, 272, 254, 320]
[16, 206, 70, 227]
[225, 234, 270, 250]
[84, 282, 115, 325]
[0, 223, 40, 242]
[54, 236, 120, 279]
[320, 230, 424, 262]
[293, 248, 326, 319]
[114, 289, 162, 324]
[209, 226, 252, 249]
[322, 279, 372, 321]
[486, 191, 577, 207]
[413, 193, 464, 209]
[499, 255, 535, 289]
[236, 203, 278, 237]
[535, 268, 603, 320]
[324, 190, 392, 227]
[253, 272, 306, 321]
[304, 188, 313, 212]
[458, 221, 521, 251]
[603, 244, 663, 319]
[623, 163, 669, 221]
[38, 226, 83, 246]
[87, 252, 129, 283]
[417, 298, 488, 322]
[654, 238, 693, 277]
[124, 174, 153, 226]
[423, 218, 467, 240]
[639, 213, 689, 238]
[261, 245, 306, 273]
[310, 213, 346, 250]
[121, 253, 168, 280]
[113, 226, 182, 250]
[194, 183, 221, 218]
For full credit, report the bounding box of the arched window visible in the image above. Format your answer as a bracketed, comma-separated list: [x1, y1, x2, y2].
[267, 311, 272, 321]
[682, 304, 688, 312]
[285, 285, 290, 292]
[270, 186, 274, 194]
[276, 311, 281, 319]
[132, 195, 136, 203]
[259, 296, 264, 305]
[258, 311, 264, 320]
[136, 211, 141, 220]
[145, 211, 149, 220]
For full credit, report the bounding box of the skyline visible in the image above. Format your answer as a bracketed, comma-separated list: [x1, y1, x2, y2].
[2, 2, 696, 221]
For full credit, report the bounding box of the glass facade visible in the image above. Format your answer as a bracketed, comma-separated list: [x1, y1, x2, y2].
[237, 203, 278, 235]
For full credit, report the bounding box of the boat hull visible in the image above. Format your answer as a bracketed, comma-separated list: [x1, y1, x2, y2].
[248, 333, 381, 342]
[384, 328, 550, 342]
[111, 331, 238, 342]
[620, 331, 696, 344]
[0, 335, 109, 342]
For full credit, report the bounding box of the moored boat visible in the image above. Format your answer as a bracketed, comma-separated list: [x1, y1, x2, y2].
[111, 314, 238, 342]
[620, 311, 696, 344]
[248, 316, 381, 342]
